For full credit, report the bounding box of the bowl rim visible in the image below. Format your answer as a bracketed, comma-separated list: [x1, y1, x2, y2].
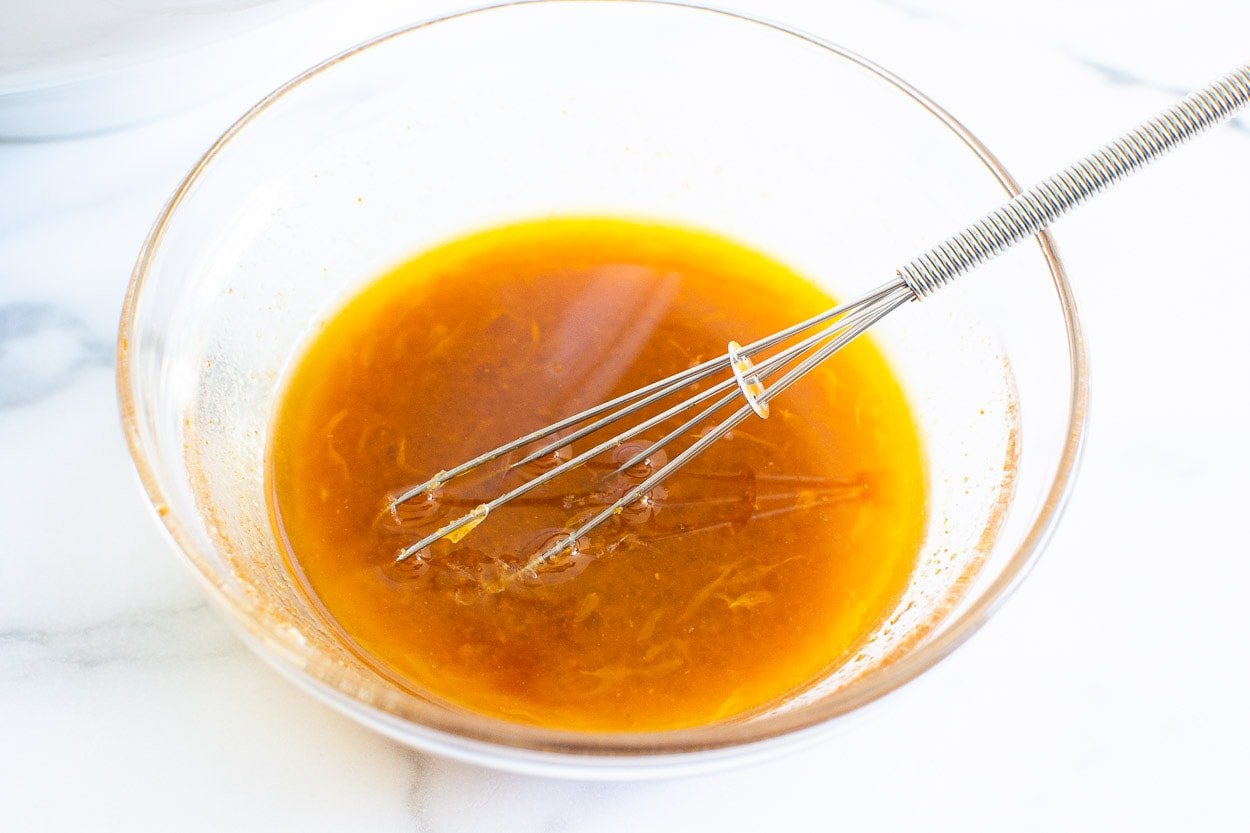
[116, 0, 1089, 764]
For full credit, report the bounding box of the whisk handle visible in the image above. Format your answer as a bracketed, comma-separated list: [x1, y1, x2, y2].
[898, 64, 1250, 298]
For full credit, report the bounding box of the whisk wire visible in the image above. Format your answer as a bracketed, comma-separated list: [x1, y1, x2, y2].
[395, 279, 909, 560]
[524, 287, 913, 570]
[505, 279, 909, 473]
[387, 279, 905, 510]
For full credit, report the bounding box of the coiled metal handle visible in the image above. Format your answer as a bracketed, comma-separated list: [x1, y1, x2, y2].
[898, 65, 1250, 298]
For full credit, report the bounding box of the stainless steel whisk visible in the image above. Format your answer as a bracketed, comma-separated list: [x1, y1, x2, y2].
[391, 64, 1250, 571]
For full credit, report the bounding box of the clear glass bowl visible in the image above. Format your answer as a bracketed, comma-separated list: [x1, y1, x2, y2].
[118, 0, 1087, 778]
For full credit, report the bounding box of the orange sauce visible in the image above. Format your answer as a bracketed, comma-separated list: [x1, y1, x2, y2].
[269, 218, 925, 731]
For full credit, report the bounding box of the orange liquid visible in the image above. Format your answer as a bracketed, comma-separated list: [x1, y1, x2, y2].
[269, 218, 926, 731]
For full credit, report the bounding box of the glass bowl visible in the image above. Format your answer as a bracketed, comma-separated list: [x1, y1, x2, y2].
[118, 0, 1087, 778]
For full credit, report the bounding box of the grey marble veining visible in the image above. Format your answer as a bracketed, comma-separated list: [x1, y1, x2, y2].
[0, 601, 232, 684]
[0, 302, 112, 408]
[1067, 52, 1249, 133]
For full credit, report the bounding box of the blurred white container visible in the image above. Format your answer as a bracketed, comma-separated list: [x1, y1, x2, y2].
[0, 0, 324, 138]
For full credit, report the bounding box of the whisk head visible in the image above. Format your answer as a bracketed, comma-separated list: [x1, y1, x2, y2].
[388, 277, 915, 573]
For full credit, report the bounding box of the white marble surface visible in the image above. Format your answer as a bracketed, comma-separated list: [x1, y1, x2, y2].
[2, 1, 1248, 830]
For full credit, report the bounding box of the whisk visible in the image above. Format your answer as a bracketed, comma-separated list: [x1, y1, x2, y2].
[391, 64, 1250, 569]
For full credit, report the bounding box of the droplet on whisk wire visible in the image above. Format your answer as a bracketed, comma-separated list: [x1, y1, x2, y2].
[512, 530, 595, 589]
[611, 441, 668, 481]
[618, 486, 666, 525]
[509, 431, 575, 480]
